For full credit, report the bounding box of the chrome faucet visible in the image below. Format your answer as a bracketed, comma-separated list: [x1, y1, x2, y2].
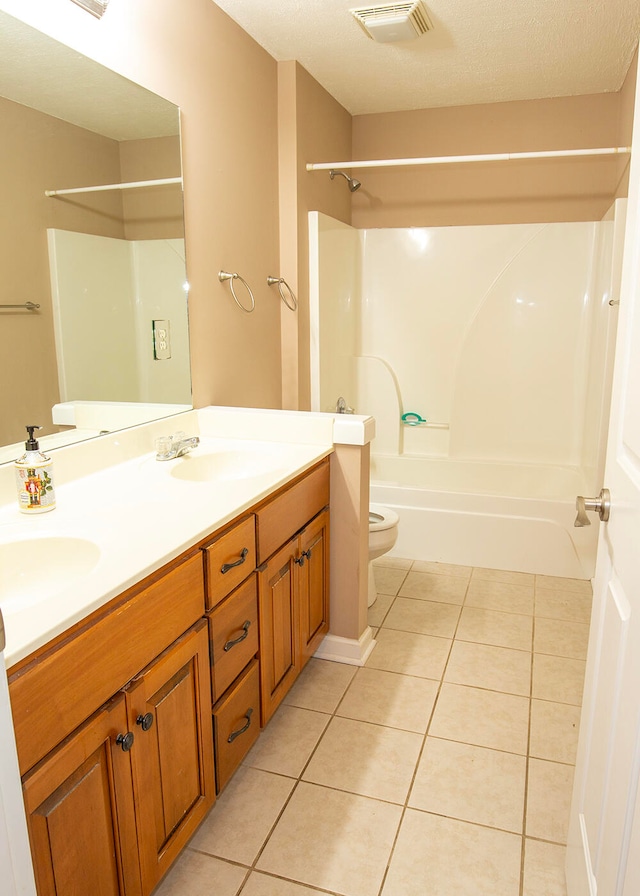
[335, 396, 354, 414]
[155, 432, 199, 461]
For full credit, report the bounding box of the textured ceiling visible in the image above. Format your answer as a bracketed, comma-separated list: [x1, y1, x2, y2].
[0, 11, 178, 140]
[213, 0, 640, 115]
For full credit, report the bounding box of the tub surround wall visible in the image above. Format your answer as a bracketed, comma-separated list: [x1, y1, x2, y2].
[311, 203, 625, 577]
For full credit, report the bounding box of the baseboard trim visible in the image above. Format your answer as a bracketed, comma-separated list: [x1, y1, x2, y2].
[313, 628, 376, 666]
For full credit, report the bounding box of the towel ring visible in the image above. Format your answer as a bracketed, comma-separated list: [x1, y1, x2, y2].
[218, 271, 255, 313]
[267, 276, 297, 312]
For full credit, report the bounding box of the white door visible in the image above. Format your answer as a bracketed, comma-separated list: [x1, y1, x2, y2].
[566, 64, 640, 895]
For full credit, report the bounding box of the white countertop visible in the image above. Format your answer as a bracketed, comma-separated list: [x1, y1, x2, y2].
[0, 406, 374, 669]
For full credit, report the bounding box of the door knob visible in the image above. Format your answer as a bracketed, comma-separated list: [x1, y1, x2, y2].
[574, 488, 611, 527]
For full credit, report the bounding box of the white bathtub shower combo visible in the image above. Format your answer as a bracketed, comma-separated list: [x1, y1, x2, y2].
[310, 203, 626, 578]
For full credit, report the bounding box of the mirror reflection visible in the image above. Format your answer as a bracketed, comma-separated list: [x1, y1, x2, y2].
[0, 11, 190, 463]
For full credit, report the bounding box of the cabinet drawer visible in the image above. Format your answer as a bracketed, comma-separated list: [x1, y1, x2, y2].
[213, 658, 260, 793]
[256, 460, 329, 563]
[204, 515, 256, 610]
[9, 553, 204, 777]
[208, 575, 259, 702]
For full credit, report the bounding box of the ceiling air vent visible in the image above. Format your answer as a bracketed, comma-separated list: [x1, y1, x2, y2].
[350, 1, 433, 43]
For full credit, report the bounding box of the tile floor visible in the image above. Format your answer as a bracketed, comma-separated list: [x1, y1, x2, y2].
[156, 559, 592, 896]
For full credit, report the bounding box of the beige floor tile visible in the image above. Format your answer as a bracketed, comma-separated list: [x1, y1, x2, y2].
[399, 570, 469, 604]
[536, 575, 592, 596]
[381, 810, 522, 896]
[303, 716, 423, 804]
[430, 683, 530, 754]
[444, 640, 531, 696]
[472, 567, 535, 587]
[534, 617, 590, 660]
[257, 782, 402, 896]
[382, 596, 461, 638]
[189, 767, 295, 865]
[373, 565, 409, 596]
[337, 666, 439, 733]
[526, 759, 575, 844]
[522, 840, 568, 896]
[532, 654, 586, 706]
[530, 700, 581, 765]
[466, 578, 534, 615]
[411, 560, 472, 578]
[535, 589, 592, 624]
[409, 737, 526, 833]
[283, 657, 357, 714]
[457, 605, 533, 651]
[368, 592, 395, 628]
[154, 850, 247, 896]
[241, 873, 328, 895]
[243, 706, 329, 778]
[373, 556, 413, 570]
[366, 627, 451, 680]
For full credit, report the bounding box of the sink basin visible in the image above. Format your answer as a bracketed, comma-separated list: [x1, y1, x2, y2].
[170, 450, 287, 483]
[0, 536, 101, 613]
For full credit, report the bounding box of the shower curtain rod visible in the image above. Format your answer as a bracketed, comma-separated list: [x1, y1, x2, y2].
[306, 146, 631, 172]
[45, 176, 182, 197]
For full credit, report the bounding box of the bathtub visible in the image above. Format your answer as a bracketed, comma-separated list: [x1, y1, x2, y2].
[369, 455, 598, 579]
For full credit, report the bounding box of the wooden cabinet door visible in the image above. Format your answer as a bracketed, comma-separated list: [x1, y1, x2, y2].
[258, 538, 300, 725]
[299, 509, 330, 668]
[126, 620, 215, 895]
[22, 693, 142, 896]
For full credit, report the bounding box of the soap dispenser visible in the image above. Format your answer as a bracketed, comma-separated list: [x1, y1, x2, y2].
[15, 425, 56, 514]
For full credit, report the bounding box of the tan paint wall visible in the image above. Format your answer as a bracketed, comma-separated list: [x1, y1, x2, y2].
[278, 62, 352, 410]
[351, 92, 629, 227]
[0, 96, 126, 444]
[119, 136, 183, 241]
[616, 49, 638, 198]
[2, 0, 284, 411]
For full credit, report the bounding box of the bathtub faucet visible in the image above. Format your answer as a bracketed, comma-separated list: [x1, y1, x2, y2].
[336, 397, 354, 414]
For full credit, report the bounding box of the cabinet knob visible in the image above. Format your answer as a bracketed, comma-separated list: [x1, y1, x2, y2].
[136, 712, 154, 732]
[116, 731, 135, 752]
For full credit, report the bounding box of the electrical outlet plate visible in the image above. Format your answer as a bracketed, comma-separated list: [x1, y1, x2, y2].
[152, 319, 171, 360]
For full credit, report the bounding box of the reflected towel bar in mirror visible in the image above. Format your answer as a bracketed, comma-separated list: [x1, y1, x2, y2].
[1, 302, 40, 311]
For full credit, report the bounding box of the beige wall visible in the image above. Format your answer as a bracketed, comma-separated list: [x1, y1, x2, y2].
[120, 136, 182, 241]
[0, 1, 637, 416]
[0, 96, 126, 444]
[278, 62, 352, 410]
[351, 92, 631, 227]
[0, 0, 286, 411]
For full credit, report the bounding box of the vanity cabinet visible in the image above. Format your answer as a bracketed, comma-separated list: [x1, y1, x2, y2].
[8, 455, 332, 895]
[21, 693, 142, 896]
[257, 461, 330, 724]
[10, 556, 215, 896]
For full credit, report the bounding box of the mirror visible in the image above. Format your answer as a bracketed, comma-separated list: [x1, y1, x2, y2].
[0, 11, 191, 463]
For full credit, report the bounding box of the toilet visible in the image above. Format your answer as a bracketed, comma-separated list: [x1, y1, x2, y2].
[368, 503, 399, 607]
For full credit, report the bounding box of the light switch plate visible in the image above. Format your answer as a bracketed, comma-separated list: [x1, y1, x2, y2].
[153, 319, 171, 360]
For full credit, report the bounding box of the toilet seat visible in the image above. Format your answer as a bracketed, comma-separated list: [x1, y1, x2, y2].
[369, 503, 399, 531]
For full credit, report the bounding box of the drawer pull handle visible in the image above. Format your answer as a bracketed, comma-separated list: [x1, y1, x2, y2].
[116, 731, 135, 752]
[136, 712, 154, 732]
[221, 547, 249, 574]
[227, 707, 253, 743]
[224, 620, 251, 652]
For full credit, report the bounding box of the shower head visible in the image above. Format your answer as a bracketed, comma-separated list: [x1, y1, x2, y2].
[330, 169, 362, 192]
